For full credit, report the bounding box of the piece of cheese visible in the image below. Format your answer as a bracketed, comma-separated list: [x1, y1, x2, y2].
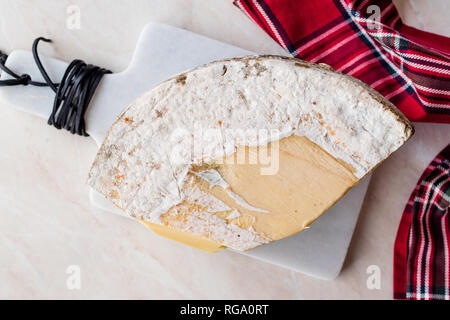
[88, 55, 413, 251]
[138, 219, 225, 253]
[194, 135, 358, 241]
[142, 135, 357, 252]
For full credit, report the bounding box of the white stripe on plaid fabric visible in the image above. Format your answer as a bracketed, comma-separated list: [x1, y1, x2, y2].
[412, 196, 449, 211]
[415, 84, 450, 95]
[415, 93, 450, 110]
[442, 210, 450, 300]
[235, 0, 253, 20]
[355, 0, 370, 12]
[415, 182, 427, 300]
[416, 99, 450, 110]
[353, 15, 397, 32]
[379, 45, 450, 75]
[295, 19, 351, 54]
[418, 185, 450, 204]
[347, 57, 379, 76]
[411, 158, 449, 300]
[406, 291, 450, 300]
[397, 53, 450, 67]
[337, 49, 373, 71]
[370, 74, 399, 89]
[441, 158, 450, 301]
[346, 3, 450, 114]
[352, 17, 450, 72]
[370, 37, 450, 75]
[353, 14, 450, 60]
[252, 0, 289, 51]
[380, 2, 394, 19]
[385, 85, 406, 100]
[390, 15, 400, 28]
[413, 162, 448, 299]
[338, 0, 416, 94]
[310, 31, 362, 63]
[424, 178, 437, 299]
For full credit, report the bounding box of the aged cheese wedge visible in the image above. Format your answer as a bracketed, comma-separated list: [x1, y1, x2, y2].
[88, 55, 413, 251]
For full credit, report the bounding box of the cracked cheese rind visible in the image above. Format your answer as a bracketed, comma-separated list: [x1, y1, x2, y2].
[88, 55, 413, 251]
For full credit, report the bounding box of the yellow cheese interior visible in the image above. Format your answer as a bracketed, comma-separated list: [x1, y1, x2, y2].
[138, 220, 226, 253]
[140, 135, 359, 251]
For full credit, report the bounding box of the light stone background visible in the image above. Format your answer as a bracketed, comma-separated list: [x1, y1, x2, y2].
[0, 0, 449, 299]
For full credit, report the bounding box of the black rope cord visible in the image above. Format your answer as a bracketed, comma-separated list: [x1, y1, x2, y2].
[0, 37, 111, 136]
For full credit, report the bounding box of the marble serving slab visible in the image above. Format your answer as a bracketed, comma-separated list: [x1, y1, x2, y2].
[0, 22, 371, 280]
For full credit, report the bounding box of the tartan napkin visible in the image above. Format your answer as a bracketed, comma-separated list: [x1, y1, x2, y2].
[394, 145, 450, 300]
[233, 0, 450, 123]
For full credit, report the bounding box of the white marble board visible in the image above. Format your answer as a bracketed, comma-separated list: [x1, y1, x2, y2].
[0, 22, 371, 280]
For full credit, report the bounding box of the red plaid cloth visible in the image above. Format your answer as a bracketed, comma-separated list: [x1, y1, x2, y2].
[233, 0, 450, 123]
[394, 145, 450, 300]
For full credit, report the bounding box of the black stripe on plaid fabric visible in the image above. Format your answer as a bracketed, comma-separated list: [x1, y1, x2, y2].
[256, 0, 297, 54]
[332, 0, 413, 92]
[291, 16, 347, 52]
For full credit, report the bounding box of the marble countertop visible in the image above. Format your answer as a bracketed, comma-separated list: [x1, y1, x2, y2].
[0, 0, 449, 299]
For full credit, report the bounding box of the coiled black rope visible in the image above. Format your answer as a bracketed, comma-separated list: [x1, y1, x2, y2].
[0, 37, 111, 136]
